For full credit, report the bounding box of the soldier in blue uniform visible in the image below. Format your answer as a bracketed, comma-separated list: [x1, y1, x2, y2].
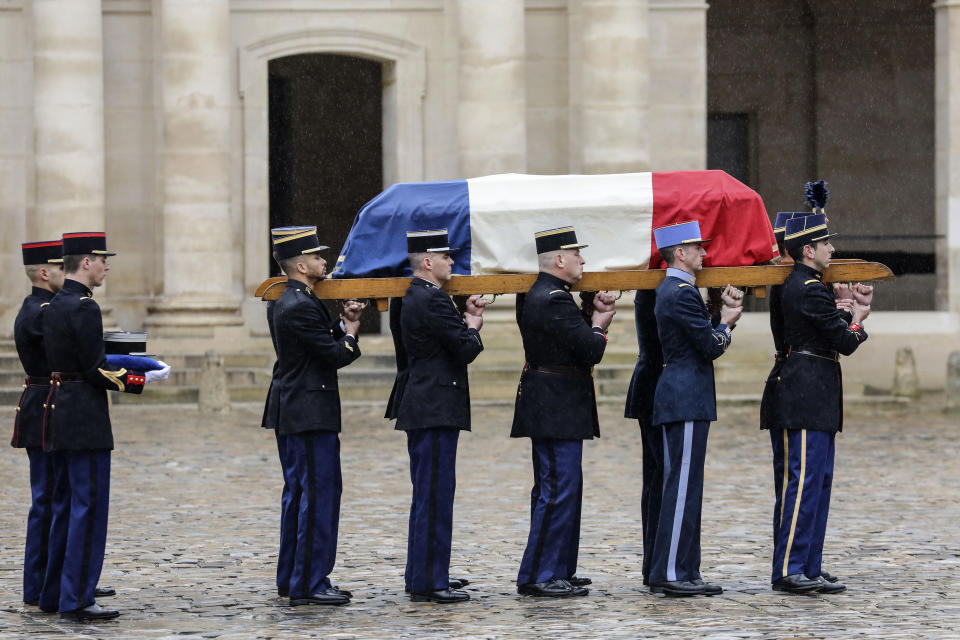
[11, 239, 69, 609]
[260, 226, 314, 598]
[394, 229, 485, 604]
[272, 226, 364, 606]
[769, 214, 871, 594]
[42, 232, 170, 620]
[648, 221, 743, 597]
[512, 226, 616, 598]
[623, 288, 662, 587]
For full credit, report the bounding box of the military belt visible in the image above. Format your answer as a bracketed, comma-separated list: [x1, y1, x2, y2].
[525, 363, 593, 378]
[787, 346, 839, 362]
[26, 376, 52, 386]
[51, 372, 84, 382]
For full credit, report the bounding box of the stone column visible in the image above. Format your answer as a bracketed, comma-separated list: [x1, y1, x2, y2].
[935, 0, 960, 313]
[456, 0, 527, 177]
[648, 0, 708, 170]
[31, 0, 106, 238]
[569, 0, 650, 174]
[147, 0, 241, 335]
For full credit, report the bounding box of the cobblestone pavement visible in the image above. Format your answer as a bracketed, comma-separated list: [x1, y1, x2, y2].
[1, 399, 959, 639]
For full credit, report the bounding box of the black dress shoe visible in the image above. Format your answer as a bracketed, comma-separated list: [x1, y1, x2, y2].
[278, 587, 289, 597]
[816, 576, 847, 594]
[24, 599, 38, 606]
[409, 588, 470, 603]
[329, 585, 353, 598]
[772, 574, 821, 594]
[642, 575, 649, 586]
[60, 603, 120, 621]
[290, 588, 351, 606]
[567, 575, 592, 587]
[691, 579, 723, 596]
[94, 587, 116, 598]
[38, 604, 58, 613]
[406, 579, 470, 593]
[518, 579, 588, 598]
[819, 570, 839, 583]
[650, 580, 706, 597]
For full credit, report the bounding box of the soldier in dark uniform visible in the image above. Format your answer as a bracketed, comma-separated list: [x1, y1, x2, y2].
[648, 221, 743, 597]
[11, 240, 67, 608]
[260, 226, 313, 598]
[393, 229, 485, 604]
[623, 289, 663, 587]
[512, 226, 616, 598]
[272, 227, 364, 606]
[769, 214, 871, 594]
[42, 232, 170, 620]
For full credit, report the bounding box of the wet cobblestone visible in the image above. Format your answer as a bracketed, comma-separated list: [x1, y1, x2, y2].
[1, 399, 958, 639]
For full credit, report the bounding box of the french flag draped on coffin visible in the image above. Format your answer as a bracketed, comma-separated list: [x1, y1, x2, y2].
[331, 170, 778, 279]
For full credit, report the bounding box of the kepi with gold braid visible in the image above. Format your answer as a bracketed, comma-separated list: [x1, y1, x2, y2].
[534, 226, 588, 254]
[783, 213, 837, 253]
[652, 220, 711, 250]
[272, 225, 328, 261]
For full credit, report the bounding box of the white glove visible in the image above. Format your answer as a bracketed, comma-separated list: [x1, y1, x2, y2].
[145, 361, 171, 384]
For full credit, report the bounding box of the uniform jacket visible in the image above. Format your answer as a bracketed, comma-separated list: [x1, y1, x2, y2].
[511, 272, 607, 440]
[11, 287, 55, 448]
[395, 278, 483, 431]
[42, 278, 145, 451]
[759, 283, 784, 430]
[274, 279, 361, 435]
[623, 289, 663, 428]
[260, 300, 280, 430]
[384, 297, 407, 420]
[773, 263, 867, 433]
[652, 271, 731, 425]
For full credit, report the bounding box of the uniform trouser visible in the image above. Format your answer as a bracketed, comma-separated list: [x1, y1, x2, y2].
[40, 450, 111, 612]
[770, 428, 835, 583]
[649, 421, 709, 584]
[23, 448, 55, 604]
[405, 427, 460, 593]
[638, 423, 663, 582]
[286, 431, 342, 598]
[275, 431, 299, 594]
[517, 439, 584, 586]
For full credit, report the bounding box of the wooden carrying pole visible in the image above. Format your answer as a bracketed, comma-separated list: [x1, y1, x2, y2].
[255, 260, 895, 310]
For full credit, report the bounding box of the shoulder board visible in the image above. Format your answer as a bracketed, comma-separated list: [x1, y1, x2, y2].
[40, 302, 50, 307]
[548, 289, 566, 295]
[81, 296, 95, 301]
[677, 283, 693, 288]
[804, 279, 822, 286]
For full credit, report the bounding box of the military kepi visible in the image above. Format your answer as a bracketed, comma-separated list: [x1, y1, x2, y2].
[773, 212, 816, 244]
[62, 231, 116, 256]
[653, 220, 710, 249]
[406, 229, 458, 254]
[534, 226, 588, 254]
[21, 240, 63, 265]
[783, 213, 837, 253]
[272, 225, 328, 260]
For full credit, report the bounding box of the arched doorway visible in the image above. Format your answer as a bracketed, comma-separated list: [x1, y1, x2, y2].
[268, 53, 383, 331]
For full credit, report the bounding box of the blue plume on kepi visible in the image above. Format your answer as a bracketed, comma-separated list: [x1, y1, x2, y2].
[804, 180, 829, 211]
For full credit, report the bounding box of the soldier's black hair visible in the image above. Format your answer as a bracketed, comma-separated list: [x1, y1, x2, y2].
[63, 254, 96, 274]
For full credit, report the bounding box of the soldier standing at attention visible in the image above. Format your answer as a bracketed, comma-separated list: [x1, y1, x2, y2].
[623, 288, 663, 588]
[11, 240, 76, 609]
[272, 226, 364, 606]
[648, 221, 743, 597]
[395, 229, 485, 604]
[512, 226, 616, 598]
[260, 226, 315, 598]
[770, 214, 871, 594]
[42, 232, 170, 620]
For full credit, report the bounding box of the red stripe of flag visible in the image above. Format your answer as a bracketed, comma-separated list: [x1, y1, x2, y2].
[649, 170, 777, 269]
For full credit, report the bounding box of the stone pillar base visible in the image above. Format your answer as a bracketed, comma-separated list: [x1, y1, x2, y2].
[145, 298, 243, 338]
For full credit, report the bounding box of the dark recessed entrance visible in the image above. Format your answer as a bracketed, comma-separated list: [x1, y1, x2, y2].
[269, 53, 383, 331]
